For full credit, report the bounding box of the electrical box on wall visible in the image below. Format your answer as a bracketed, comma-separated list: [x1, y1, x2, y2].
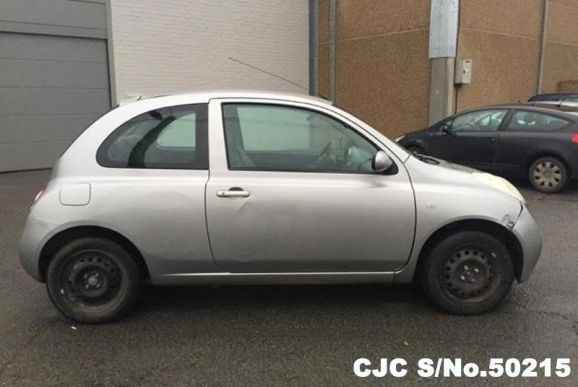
[455, 59, 473, 84]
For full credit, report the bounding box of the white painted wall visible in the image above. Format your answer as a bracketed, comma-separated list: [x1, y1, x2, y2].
[109, 0, 309, 102]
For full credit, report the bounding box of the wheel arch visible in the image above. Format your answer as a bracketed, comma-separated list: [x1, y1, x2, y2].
[414, 219, 524, 282]
[38, 226, 150, 283]
[525, 150, 570, 174]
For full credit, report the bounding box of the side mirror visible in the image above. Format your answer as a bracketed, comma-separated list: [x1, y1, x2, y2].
[440, 124, 452, 136]
[372, 151, 393, 173]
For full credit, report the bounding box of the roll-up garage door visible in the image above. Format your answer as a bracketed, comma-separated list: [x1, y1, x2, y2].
[0, 32, 110, 171]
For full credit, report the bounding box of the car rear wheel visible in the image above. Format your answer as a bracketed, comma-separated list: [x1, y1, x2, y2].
[528, 156, 568, 193]
[419, 231, 514, 315]
[46, 237, 141, 324]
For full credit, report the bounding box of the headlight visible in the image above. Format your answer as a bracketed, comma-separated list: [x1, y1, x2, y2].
[472, 172, 525, 203]
[395, 135, 405, 142]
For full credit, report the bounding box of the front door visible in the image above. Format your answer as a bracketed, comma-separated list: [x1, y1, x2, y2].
[435, 109, 508, 170]
[205, 100, 415, 273]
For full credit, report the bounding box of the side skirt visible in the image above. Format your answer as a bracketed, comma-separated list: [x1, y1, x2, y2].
[152, 272, 396, 286]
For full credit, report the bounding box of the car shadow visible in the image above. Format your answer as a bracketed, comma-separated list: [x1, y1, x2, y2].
[135, 283, 431, 315]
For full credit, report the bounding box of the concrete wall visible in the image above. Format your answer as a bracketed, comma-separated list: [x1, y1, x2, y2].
[109, 0, 309, 102]
[319, 0, 431, 138]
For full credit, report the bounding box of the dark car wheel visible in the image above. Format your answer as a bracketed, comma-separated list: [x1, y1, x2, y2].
[528, 157, 568, 193]
[419, 231, 514, 315]
[46, 237, 141, 324]
[406, 145, 425, 155]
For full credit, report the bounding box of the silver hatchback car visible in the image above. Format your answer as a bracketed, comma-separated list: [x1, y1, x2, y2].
[20, 91, 542, 323]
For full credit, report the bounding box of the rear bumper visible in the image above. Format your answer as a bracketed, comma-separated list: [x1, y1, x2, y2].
[19, 217, 56, 282]
[513, 205, 543, 282]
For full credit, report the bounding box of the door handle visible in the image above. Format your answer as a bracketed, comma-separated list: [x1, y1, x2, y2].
[486, 137, 496, 142]
[217, 187, 251, 198]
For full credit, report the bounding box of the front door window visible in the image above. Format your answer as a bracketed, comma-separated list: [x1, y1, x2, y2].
[222, 104, 378, 173]
[450, 109, 507, 132]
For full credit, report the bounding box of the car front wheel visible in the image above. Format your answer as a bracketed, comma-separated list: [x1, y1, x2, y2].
[46, 237, 141, 324]
[419, 231, 514, 315]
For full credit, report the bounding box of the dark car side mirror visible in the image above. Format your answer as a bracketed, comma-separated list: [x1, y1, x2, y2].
[440, 124, 453, 136]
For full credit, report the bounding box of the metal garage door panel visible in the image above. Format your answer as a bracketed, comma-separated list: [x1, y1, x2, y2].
[0, 60, 109, 89]
[0, 142, 70, 171]
[0, 88, 109, 116]
[0, 114, 101, 143]
[0, 33, 110, 172]
[0, 33, 106, 63]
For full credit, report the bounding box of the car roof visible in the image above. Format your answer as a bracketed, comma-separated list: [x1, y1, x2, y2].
[529, 92, 578, 101]
[117, 90, 332, 108]
[455, 104, 578, 120]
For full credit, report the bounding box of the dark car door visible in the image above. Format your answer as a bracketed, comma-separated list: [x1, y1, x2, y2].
[428, 109, 509, 169]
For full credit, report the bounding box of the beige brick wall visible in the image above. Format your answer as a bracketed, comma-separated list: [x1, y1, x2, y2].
[455, 0, 542, 111]
[543, 0, 578, 93]
[109, 0, 309, 102]
[320, 0, 578, 136]
[319, 0, 431, 139]
[456, 0, 578, 110]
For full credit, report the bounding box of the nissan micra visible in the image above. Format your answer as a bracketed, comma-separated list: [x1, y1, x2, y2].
[20, 91, 542, 323]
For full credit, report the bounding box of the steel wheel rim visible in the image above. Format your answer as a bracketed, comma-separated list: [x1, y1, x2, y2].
[59, 250, 123, 308]
[533, 161, 562, 189]
[441, 248, 498, 300]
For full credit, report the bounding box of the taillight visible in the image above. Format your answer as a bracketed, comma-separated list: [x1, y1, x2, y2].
[33, 189, 45, 205]
[572, 133, 578, 144]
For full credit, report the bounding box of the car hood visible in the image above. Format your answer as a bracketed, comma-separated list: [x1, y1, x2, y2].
[405, 154, 526, 204]
[413, 154, 476, 172]
[395, 130, 425, 142]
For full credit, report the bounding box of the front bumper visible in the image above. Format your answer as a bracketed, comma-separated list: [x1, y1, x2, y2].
[513, 205, 543, 282]
[19, 217, 57, 282]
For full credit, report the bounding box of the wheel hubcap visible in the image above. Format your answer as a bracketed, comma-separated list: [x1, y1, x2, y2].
[443, 248, 494, 299]
[533, 161, 562, 189]
[62, 252, 121, 306]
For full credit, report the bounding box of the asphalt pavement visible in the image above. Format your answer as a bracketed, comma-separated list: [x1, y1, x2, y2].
[0, 170, 577, 386]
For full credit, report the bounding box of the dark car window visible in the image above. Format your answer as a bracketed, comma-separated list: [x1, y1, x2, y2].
[449, 109, 507, 132]
[529, 94, 578, 102]
[97, 104, 208, 169]
[507, 111, 571, 131]
[222, 103, 379, 173]
[529, 95, 562, 102]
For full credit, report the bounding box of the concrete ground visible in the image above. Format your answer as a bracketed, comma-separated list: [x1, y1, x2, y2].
[0, 170, 577, 386]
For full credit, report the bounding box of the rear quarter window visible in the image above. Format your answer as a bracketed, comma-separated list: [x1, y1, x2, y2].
[506, 111, 571, 131]
[97, 104, 208, 169]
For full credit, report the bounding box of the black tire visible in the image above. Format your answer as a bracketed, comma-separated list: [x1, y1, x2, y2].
[406, 145, 425, 155]
[528, 156, 568, 193]
[46, 237, 141, 324]
[419, 231, 514, 315]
